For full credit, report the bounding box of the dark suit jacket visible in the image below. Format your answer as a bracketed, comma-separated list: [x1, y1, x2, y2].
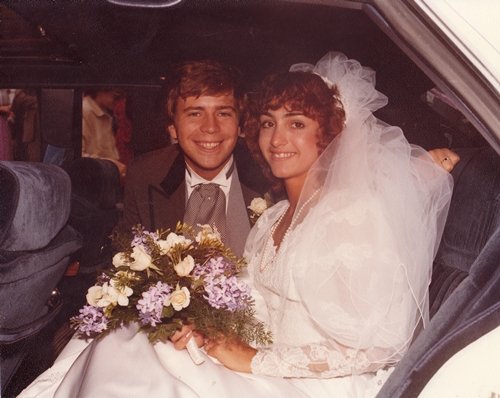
[119, 138, 269, 254]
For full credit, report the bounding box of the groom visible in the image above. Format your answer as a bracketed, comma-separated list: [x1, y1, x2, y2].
[118, 60, 270, 255]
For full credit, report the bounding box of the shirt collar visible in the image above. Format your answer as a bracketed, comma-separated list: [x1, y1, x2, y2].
[185, 155, 234, 189]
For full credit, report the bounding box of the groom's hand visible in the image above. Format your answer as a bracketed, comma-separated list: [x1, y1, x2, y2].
[429, 148, 460, 172]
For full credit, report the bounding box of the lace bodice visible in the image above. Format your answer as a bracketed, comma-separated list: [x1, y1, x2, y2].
[251, 218, 328, 347]
[246, 200, 407, 379]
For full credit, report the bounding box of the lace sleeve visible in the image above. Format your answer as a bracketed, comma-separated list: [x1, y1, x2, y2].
[251, 340, 390, 378]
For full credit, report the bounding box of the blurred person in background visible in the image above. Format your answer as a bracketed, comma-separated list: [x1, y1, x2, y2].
[82, 88, 127, 180]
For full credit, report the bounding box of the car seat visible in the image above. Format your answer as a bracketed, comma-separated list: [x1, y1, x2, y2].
[0, 161, 82, 394]
[56, 157, 121, 320]
[377, 146, 500, 397]
[65, 157, 120, 274]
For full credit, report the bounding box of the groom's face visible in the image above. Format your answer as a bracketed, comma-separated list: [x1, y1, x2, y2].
[168, 93, 241, 181]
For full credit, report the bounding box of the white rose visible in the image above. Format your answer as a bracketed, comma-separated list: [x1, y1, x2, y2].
[166, 285, 191, 311]
[98, 283, 118, 307]
[112, 251, 128, 268]
[86, 280, 133, 307]
[174, 255, 195, 277]
[158, 233, 192, 254]
[86, 285, 104, 307]
[110, 279, 133, 306]
[195, 224, 221, 243]
[129, 246, 153, 271]
[113, 246, 152, 271]
[248, 197, 268, 216]
[92, 284, 115, 308]
[157, 239, 171, 254]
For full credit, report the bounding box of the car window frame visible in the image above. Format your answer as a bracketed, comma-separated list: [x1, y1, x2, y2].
[364, 0, 500, 152]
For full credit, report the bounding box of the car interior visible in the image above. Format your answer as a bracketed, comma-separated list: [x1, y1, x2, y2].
[0, 1, 499, 397]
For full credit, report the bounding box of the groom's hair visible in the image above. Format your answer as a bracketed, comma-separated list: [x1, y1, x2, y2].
[163, 60, 247, 127]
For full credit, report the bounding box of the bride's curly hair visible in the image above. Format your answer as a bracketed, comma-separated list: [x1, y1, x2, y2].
[244, 71, 346, 196]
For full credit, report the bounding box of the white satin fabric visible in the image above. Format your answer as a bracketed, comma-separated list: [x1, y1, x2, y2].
[18, 301, 391, 398]
[17, 322, 308, 398]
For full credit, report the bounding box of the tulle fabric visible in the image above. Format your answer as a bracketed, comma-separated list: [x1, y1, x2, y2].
[245, 52, 453, 390]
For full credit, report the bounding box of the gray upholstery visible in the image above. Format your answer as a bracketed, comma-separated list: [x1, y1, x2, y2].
[0, 162, 71, 251]
[0, 161, 82, 392]
[434, 147, 500, 272]
[377, 146, 500, 398]
[428, 147, 500, 315]
[0, 161, 82, 340]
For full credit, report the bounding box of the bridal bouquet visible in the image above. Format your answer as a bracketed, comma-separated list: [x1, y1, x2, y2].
[71, 223, 271, 363]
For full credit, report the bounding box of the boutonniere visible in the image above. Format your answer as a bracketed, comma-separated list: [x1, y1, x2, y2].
[248, 192, 274, 224]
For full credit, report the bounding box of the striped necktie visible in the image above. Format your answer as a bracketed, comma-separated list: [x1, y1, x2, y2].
[183, 183, 226, 242]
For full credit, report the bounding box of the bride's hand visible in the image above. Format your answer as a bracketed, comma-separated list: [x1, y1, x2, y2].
[169, 324, 204, 350]
[204, 336, 257, 373]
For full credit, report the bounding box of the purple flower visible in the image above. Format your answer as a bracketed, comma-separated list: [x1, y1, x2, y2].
[203, 274, 252, 312]
[194, 257, 251, 312]
[192, 256, 235, 279]
[72, 305, 109, 336]
[137, 282, 172, 326]
[131, 229, 159, 254]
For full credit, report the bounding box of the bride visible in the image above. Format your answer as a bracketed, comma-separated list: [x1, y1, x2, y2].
[19, 52, 453, 398]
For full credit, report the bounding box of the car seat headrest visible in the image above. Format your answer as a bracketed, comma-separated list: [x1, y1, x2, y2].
[65, 158, 120, 210]
[0, 161, 71, 251]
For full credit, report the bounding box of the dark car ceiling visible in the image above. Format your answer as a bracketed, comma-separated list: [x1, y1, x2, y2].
[0, 0, 490, 151]
[1, 0, 430, 99]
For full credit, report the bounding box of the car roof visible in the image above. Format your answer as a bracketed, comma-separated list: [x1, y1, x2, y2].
[0, 1, 404, 87]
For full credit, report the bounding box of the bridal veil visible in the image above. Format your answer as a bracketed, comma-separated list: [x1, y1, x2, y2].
[246, 52, 453, 372]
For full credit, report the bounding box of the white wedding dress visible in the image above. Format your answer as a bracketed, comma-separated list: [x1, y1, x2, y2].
[18, 194, 445, 398]
[18, 52, 453, 398]
[15, 252, 389, 398]
[16, 206, 397, 398]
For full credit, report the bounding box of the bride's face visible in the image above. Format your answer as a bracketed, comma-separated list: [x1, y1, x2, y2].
[259, 106, 322, 187]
